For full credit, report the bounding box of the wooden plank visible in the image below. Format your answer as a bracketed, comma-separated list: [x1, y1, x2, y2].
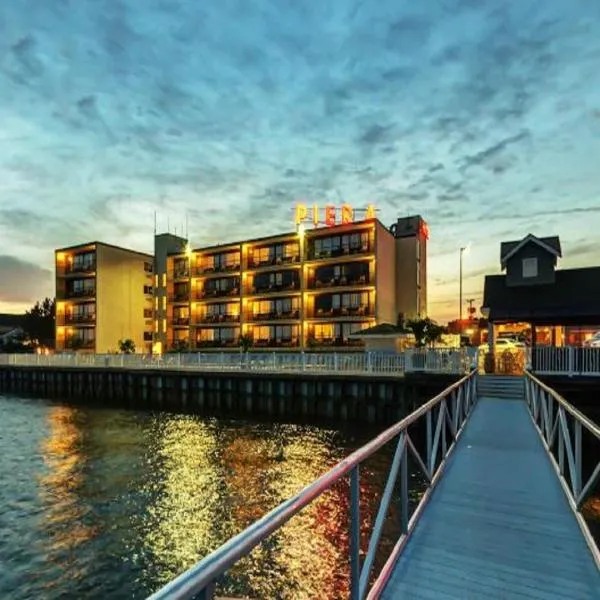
[382, 397, 600, 599]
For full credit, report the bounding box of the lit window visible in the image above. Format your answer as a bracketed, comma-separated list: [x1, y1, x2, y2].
[522, 257, 538, 278]
[162, 274, 167, 287]
[162, 296, 166, 310]
[162, 320, 166, 333]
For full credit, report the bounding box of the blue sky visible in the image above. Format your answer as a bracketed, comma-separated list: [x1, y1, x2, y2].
[1, 0, 599, 321]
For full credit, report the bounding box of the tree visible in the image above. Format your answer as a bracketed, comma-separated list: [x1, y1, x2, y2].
[118, 338, 136, 354]
[239, 333, 253, 353]
[24, 298, 55, 349]
[406, 317, 446, 348]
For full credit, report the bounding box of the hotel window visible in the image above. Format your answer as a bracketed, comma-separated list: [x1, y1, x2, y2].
[162, 296, 166, 310]
[314, 323, 334, 339]
[154, 274, 158, 287]
[162, 274, 167, 287]
[154, 320, 158, 333]
[162, 320, 166, 333]
[522, 257, 538, 278]
[143, 308, 153, 318]
[144, 262, 153, 273]
[144, 285, 153, 294]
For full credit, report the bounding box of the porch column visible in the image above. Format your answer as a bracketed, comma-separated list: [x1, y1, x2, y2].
[531, 324, 537, 372]
[487, 321, 494, 350]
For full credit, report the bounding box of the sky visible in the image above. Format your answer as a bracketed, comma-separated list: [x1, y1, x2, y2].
[1, 0, 599, 321]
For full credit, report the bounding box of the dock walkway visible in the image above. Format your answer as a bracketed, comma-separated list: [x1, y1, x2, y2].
[382, 396, 600, 599]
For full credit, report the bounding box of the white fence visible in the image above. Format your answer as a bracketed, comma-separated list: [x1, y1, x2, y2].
[0, 348, 471, 376]
[532, 346, 600, 376]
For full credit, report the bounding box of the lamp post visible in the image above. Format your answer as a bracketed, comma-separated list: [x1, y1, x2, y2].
[459, 246, 470, 333]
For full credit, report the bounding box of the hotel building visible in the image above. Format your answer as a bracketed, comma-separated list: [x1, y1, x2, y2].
[55, 242, 155, 353]
[163, 214, 428, 351]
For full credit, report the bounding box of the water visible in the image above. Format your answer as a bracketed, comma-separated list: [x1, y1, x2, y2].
[0, 394, 407, 600]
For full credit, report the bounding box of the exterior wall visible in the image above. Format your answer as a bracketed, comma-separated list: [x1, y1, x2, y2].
[505, 243, 556, 287]
[374, 221, 397, 324]
[395, 237, 418, 319]
[95, 245, 153, 353]
[154, 233, 187, 353]
[418, 232, 427, 316]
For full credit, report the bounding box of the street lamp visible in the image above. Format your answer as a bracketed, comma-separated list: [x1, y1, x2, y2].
[459, 245, 470, 333]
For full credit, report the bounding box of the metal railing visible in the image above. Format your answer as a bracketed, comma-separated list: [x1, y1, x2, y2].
[146, 370, 478, 600]
[525, 372, 600, 565]
[0, 349, 470, 375]
[532, 346, 600, 376]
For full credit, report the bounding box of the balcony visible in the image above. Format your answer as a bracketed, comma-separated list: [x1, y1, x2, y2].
[247, 310, 300, 322]
[307, 243, 373, 261]
[170, 317, 190, 327]
[66, 288, 96, 299]
[252, 338, 300, 348]
[308, 337, 364, 347]
[309, 274, 370, 289]
[65, 262, 96, 275]
[169, 293, 190, 303]
[197, 314, 240, 324]
[197, 287, 240, 299]
[64, 314, 96, 325]
[309, 305, 374, 319]
[173, 268, 190, 279]
[196, 339, 239, 349]
[65, 338, 95, 350]
[248, 255, 300, 270]
[245, 282, 299, 296]
[195, 263, 240, 276]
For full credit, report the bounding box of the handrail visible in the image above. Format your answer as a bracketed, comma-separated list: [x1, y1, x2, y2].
[524, 371, 600, 567]
[147, 370, 478, 600]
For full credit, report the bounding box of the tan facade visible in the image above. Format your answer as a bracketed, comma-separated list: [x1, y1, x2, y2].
[55, 242, 154, 353]
[163, 216, 427, 351]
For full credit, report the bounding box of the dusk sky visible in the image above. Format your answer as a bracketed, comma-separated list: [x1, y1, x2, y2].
[1, 1, 599, 321]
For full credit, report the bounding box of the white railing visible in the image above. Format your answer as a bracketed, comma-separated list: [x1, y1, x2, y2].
[0, 349, 470, 375]
[532, 347, 600, 377]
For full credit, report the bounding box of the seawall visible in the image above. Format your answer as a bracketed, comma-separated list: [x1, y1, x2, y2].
[0, 365, 459, 425]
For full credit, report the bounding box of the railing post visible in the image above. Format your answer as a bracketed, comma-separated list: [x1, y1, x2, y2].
[400, 435, 408, 534]
[426, 410, 432, 475]
[568, 346, 574, 378]
[574, 420, 582, 498]
[334, 353, 339, 372]
[349, 466, 360, 600]
[367, 352, 372, 373]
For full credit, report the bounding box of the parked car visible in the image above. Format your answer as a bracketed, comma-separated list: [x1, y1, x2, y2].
[583, 332, 600, 348]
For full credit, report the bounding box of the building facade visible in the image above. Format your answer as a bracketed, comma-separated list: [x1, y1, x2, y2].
[162, 215, 428, 351]
[55, 242, 154, 353]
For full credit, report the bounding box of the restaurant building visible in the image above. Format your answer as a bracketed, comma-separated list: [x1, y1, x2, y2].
[162, 209, 428, 351]
[482, 233, 600, 354]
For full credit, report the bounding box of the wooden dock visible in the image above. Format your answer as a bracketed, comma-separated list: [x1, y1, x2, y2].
[381, 397, 600, 599]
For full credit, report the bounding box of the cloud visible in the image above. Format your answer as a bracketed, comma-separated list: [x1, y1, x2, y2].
[0, 0, 598, 323]
[0, 256, 53, 304]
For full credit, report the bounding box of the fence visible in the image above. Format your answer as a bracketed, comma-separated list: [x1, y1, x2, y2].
[0, 348, 470, 376]
[524, 372, 600, 564]
[146, 370, 478, 600]
[532, 347, 600, 377]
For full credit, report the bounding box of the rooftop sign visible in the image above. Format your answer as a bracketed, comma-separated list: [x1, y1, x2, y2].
[295, 203, 376, 228]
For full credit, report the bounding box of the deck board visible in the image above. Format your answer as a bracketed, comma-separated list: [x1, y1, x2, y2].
[381, 397, 600, 600]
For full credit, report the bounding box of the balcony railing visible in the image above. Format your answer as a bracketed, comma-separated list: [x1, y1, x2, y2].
[308, 337, 364, 347]
[173, 269, 190, 279]
[65, 262, 96, 274]
[247, 310, 300, 322]
[197, 287, 240, 299]
[245, 282, 299, 295]
[196, 314, 240, 324]
[195, 263, 241, 276]
[307, 243, 373, 261]
[196, 339, 239, 348]
[248, 255, 300, 269]
[309, 274, 370, 289]
[66, 288, 96, 299]
[170, 317, 190, 327]
[251, 338, 301, 348]
[169, 293, 190, 303]
[64, 314, 96, 325]
[310, 305, 373, 318]
[64, 338, 95, 350]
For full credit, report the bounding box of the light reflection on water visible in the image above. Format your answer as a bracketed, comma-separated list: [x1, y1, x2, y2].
[0, 395, 398, 599]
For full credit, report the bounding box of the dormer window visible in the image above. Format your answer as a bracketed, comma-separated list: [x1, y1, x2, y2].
[522, 257, 538, 278]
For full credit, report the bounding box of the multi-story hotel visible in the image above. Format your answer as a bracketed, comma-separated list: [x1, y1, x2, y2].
[55, 242, 155, 353]
[162, 213, 428, 351]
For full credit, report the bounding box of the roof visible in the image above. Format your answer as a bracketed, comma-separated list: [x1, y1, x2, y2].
[482, 266, 600, 324]
[348, 323, 410, 338]
[55, 241, 153, 259]
[500, 234, 561, 267]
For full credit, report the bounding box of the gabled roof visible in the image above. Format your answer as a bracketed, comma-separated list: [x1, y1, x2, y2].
[482, 266, 600, 324]
[500, 234, 561, 268]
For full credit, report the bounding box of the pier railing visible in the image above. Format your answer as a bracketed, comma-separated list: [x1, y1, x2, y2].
[0, 348, 470, 375]
[532, 346, 600, 377]
[525, 372, 600, 565]
[146, 370, 478, 600]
